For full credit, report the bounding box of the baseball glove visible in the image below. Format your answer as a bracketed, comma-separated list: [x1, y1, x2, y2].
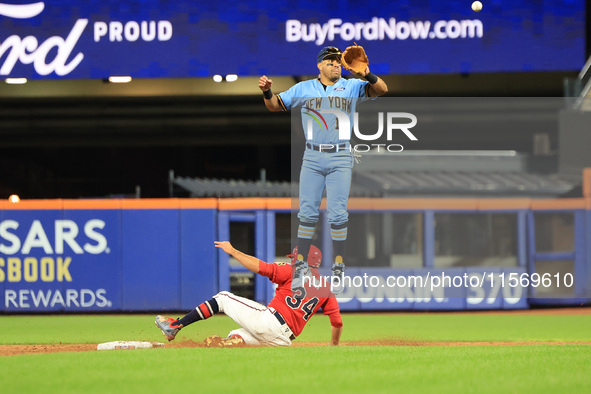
[341, 43, 369, 74]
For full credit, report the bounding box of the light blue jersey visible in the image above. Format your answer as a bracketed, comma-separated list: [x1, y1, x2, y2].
[278, 78, 370, 146]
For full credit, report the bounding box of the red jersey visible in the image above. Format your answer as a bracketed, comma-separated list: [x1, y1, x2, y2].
[258, 260, 342, 338]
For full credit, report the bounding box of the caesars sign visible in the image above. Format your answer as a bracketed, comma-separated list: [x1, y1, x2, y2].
[0, 219, 113, 310]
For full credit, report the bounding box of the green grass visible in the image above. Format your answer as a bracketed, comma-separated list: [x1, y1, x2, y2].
[3, 312, 590, 344]
[1, 312, 591, 393]
[300, 312, 591, 342]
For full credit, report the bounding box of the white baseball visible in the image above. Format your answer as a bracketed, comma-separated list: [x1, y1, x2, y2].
[472, 1, 483, 12]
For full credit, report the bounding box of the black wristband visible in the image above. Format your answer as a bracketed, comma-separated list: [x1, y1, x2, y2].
[365, 72, 378, 84]
[263, 89, 273, 100]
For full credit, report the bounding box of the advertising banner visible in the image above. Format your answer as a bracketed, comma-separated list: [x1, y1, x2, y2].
[0, 204, 218, 312]
[1, 209, 119, 312]
[330, 267, 529, 311]
[0, 1, 584, 79]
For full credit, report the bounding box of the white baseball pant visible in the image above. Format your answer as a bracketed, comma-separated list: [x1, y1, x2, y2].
[213, 291, 293, 347]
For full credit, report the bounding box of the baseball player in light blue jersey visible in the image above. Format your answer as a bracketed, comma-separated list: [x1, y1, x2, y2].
[259, 46, 388, 293]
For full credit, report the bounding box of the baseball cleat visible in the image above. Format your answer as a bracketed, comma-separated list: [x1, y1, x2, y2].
[331, 262, 346, 294]
[155, 315, 182, 341]
[292, 260, 312, 292]
[204, 335, 245, 348]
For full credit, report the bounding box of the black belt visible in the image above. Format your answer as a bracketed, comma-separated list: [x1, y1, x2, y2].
[306, 143, 347, 153]
[273, 310, 296, 340]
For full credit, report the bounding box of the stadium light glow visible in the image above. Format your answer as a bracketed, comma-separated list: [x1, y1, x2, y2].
[108, 76, 132, 83]
[5, 78, 27, 84]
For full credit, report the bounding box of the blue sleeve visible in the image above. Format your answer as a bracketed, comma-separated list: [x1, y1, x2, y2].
[278, 83, 301, 111]
[358, 79, 370, 98]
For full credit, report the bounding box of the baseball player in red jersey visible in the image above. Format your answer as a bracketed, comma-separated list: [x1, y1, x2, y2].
[155, 241, 342, 347]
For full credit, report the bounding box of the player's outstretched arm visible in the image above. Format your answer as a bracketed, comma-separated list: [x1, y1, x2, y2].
[359, 67, 388, 97]
[368, 77, 388, 97]
[214, 241, 260, 273]
[331, 324, 342, 346]
[258, 75, 283, 112]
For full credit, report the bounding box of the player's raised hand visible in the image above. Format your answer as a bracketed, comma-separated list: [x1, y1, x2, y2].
[215, 241, 261, 273]
[215, 241, 235, 255]
[258, 75, 273, 92]
[357, 66, 370, 77]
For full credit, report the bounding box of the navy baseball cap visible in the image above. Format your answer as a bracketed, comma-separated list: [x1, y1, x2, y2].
[317, 46, 342, 63]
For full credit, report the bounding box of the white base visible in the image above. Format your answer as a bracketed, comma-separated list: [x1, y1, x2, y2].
[97, 341, 165, 351]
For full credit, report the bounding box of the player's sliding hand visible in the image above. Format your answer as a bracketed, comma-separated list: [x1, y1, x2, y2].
[214, 241, 235, 255]
[258, 75, 273, 92]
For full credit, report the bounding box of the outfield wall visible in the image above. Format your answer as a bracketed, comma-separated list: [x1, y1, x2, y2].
[0, 196, 590, 313]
